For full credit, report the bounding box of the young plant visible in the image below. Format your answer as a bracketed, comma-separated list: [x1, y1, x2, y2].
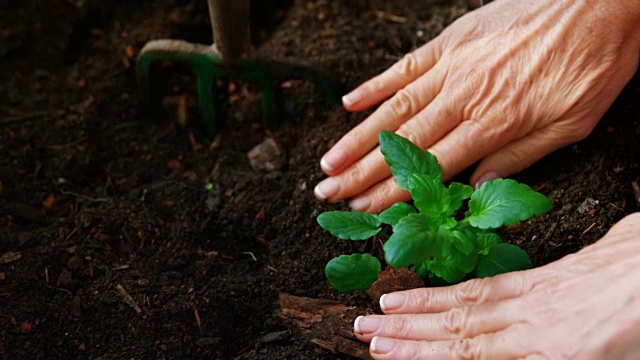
[318, 131, 552, 293]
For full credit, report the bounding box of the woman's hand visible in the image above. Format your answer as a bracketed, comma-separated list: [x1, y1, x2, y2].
[353, 213, 640, 359]
[314, 0, 640, 213]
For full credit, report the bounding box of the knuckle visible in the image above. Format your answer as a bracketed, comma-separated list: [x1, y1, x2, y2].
[552, 121, 595, 143]
[455, 119, 490, 152]
[346, 162, 369, 187]
[451, 338, 481, 360]
[456, 278, 485, 304]
[443, 307, 468, 337]
[570, 124, 594, 141]
[505, 147, 533, 172]
[393, 52, 421, 78]
[365, 192, 387, 214]
[462, 65, 494, 98]
[388, 317, 410, 337]
[396, 122, 428, 149]
[411, 289, 435, 311]
[388, 89, 417, 119]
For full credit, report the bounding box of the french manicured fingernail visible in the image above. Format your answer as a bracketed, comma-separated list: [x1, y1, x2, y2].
[349, 197, 371, 211]
[320, 150, 346, 173]
[474, 171, 498, 190]
[342, 91, 362, 108]
[314, 177, 340, 201]
[354, 316, 381, 334]
[370, 337, 396, 355]
[380, 293, 405, 311]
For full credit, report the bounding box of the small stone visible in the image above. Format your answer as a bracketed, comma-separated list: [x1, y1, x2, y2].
[247, 137, 287, 172]
[260, 329, 292, 344]
[577, 198, 599, 214]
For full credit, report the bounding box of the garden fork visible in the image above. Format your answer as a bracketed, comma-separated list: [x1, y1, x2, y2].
[137, 0, 340, 137]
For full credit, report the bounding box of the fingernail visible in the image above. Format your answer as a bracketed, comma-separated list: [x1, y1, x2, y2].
[354, 316, 381, 334]
[320, 150, 346, 173]
[380, 293, 405, 311]
[474, 171, 498, 190]
[314, 177, 340, 201]
[370, 337, 395, 355]
[349, 197, 371, 211]
[342, 91, 362, 108]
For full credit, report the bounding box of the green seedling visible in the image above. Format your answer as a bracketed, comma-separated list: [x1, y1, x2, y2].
[318, 131, 552, 293]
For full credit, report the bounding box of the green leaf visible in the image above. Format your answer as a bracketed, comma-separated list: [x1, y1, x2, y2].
[476, 232, 502, 255]
[379, 131, 442, 190]
[427, 250, 477, 284]
[447, 182, 473, 215]
[452, 230, 476, 255]
[475, 243, 532, 278]
[467, 178, 553, 229]
[413, 261, 429, 279]
[384, 214, 449, 268]
[317, 211, 381, 240]
[428, 259, 467, 284]
[325, 254, 381, 293]
[378, 202, 417, 226]
[408, 174, 450, 223]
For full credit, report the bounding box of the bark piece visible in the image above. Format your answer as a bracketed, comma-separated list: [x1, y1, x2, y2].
[277, 293, 372, 359]
[367, 267, 424, 304]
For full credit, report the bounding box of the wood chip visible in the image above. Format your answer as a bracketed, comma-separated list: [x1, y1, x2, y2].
[632, 180, 640, 208]
[278, 293, 371, 359]
[116, 284, 142, 314]
[0, 251, 22, 264]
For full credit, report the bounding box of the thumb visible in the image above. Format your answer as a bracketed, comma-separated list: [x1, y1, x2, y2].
[470, 122, 594, 188]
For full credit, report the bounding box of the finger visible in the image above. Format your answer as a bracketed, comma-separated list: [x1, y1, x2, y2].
[315, 145, 391, 204]
[469, 119, 597, 188]
[342, 38, 443, 112]
[315, 94, 457, 204]
[424, 116, 520, 183]
[378, 275, 534, 314]
[320, 62, 447, 175]
[368, 332, 528, 360]
[354, 302, 515, 343]
[348, 176, 410, 213]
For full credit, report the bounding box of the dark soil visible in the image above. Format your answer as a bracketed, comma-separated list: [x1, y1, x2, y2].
[1, 1, 638, 359]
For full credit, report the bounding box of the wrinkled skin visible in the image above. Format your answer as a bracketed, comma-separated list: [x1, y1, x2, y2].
[313, 0, 640, 358]
[314, 0, 640, 213]
[353, 213, 640, 359]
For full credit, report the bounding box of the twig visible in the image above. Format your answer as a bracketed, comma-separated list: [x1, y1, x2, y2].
[194, 305, 202, 330]
[632, 180, 640, 208]
[374, 9, 407, 23]
[65, 226, 79, 241]
[582, 222, 596, 235]
[60, 190, 110, 203]
[241, 251, 257, 261]
[115, 284, 143, 314]
[0, 112, 46, 126]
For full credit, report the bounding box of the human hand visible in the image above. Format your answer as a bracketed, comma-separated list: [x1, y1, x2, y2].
[314, 0, 640, 213]
[352, 213, 640, 359]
